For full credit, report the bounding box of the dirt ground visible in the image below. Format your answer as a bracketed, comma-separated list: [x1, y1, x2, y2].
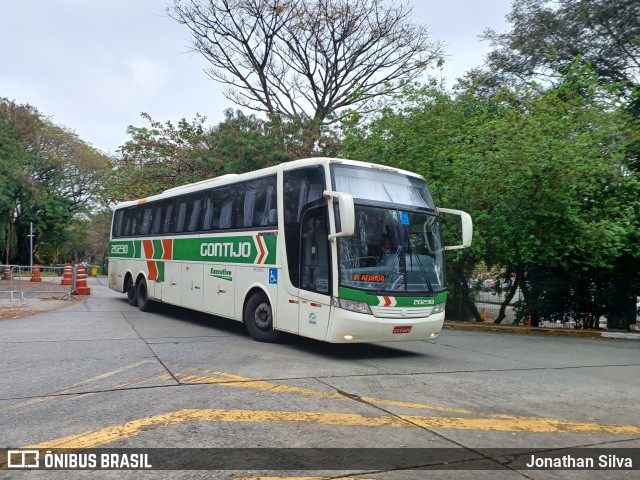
[0, 298, 73, 320]
[0, 278, 74, 320]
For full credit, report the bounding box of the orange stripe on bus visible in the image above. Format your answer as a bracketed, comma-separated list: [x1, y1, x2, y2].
[142, 240, 154, 259]
[256, 236, 266, 264]
[162, 239, 173, 260]
[147, 261, 158, 281]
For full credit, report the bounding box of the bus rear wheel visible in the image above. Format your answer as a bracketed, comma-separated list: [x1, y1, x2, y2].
[136, 277, 152, 312]
[244, 292, 280, 343]
[126, 276, 137, 307]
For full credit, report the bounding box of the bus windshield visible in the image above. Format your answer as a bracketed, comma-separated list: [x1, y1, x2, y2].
[332, 163, 435, 208]
[337, 206, 445, 294]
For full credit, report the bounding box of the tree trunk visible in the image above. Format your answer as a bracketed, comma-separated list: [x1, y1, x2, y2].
[519, 274, 539, 327]
[450, 252, 482, 322]
[495, 280, 518, 324]
[495, 266, 521, 324]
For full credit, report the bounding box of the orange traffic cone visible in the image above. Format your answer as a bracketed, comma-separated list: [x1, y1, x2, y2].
[72, 264, 91, 295]
[30, 265, 42, 282]
[61, 263, 73, 285]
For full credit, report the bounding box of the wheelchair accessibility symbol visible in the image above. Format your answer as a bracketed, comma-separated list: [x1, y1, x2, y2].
[269, 268, 278, 284]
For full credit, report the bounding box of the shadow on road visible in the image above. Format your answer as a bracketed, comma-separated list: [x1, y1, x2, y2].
[122, 298, 427, 361]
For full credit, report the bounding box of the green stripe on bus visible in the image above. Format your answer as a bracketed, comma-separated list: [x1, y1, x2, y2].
[109, 241, 142, 259]
[338, 287, 447, 306]
[109, 235, 276, 264]
[152, 239, 164, 259]
[156, 261, 165, 283]
[171, 235, 277, 264]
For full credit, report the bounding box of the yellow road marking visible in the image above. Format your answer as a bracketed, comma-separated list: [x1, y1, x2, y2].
[175, 366, 474, 415]
[22, 408, 640, 450]
[9, 365, 640, 452]
[237, 478, 377, 480]
[0, 360, 159, 414]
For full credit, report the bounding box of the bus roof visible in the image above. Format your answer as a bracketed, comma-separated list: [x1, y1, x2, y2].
[113, 157, 425, 209]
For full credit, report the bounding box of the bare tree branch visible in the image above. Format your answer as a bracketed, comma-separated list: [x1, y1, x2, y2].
[169, 0, 443, 122]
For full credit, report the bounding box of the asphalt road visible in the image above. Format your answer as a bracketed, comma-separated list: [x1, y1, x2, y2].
[1, 276, 639, 479]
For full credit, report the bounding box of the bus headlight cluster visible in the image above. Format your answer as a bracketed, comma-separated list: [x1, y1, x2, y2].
[332, 297, 372, 315]
[432, 302, 446, 314]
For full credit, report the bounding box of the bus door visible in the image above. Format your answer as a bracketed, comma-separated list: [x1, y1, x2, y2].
[298, 206, 332, 340]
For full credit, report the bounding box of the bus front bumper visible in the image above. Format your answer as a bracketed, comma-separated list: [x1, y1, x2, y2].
[325, 308, 445, 343]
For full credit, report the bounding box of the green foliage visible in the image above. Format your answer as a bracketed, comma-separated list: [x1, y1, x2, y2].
[0, 98, 112, 265]
[109, 109, 298, 201]
[483, 0, 640, 94]
[341, 65, 640, 323]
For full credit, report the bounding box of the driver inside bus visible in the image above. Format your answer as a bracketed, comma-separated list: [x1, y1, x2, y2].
[380, 234, 396, 257]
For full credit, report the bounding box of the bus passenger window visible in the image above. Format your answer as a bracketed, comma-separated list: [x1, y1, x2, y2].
[201, 196, 214, 231]
[140, 207, 153, 235]
[151, 205, 163, 234]
[175, 201, 188, 232]
[187, 198, 202, 232]
[162, 204, 174, 233]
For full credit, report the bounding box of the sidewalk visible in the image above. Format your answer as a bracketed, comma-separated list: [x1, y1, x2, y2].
[444, 320, 640, 340]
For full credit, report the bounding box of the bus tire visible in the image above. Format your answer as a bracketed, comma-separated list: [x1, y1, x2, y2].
[126, 276, 137, 307]
[244, 292, 280, 343]
[136, 277, 152, 312]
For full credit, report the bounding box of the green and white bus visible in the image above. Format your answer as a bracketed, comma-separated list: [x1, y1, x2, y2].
[108, 158, 472, 343]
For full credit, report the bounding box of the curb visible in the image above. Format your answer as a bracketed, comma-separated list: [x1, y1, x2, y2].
[443, 321, 640, 340]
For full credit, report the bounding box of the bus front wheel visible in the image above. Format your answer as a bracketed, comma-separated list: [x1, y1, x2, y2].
[244, 292, 280, 343]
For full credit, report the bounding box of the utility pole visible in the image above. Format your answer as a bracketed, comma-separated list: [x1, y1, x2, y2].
[28, 222, 34, 269]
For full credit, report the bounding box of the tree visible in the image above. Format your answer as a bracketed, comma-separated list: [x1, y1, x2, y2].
[0, 98, 112, 265]
[169, 0, 442, 124]
[109, 109, 292, 201]
[482, 0, 640, 95]
[341, 66, 640, 325]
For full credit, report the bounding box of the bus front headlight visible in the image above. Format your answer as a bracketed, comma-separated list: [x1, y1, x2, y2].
[332, 297, 372, 315]
[432, 302, 446, 314]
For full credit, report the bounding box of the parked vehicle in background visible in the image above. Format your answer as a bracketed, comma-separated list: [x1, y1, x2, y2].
[482, 279, 495, 292]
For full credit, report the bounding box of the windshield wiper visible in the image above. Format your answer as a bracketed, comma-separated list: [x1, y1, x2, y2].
[411, 249, 434, 296]
[377, 245, 403, 295]
[405, 225, 434, 296]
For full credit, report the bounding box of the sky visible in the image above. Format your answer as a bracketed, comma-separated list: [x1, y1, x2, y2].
[0, 0, 512, 155]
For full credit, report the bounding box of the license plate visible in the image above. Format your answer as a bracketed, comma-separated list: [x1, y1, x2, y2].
[392, 326, 412, 334]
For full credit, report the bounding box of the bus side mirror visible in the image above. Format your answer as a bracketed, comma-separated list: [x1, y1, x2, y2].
[324, 190, 355, 240]
[438, 208, 473, 251]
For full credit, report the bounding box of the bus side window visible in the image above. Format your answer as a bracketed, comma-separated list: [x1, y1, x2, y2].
[201, 196, 214, 231]
[239, 176, 277, 228]
[187, 197, 202, 232]
[175, 200, 188, 232]
[162, 203, 175, 234]
[259, 177, 276, 226]
[113, 210, 125, 237]
[140, 206, 153, 235]
[217, 187, 235, 229]
[151, 204, 163, 234]
[127, 208, 140, 236]
[284, 166, 326, 287]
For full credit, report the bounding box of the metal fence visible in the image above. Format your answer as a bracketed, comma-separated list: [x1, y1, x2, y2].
[0, 265, 75, 300]
[473, 288, 640, 331]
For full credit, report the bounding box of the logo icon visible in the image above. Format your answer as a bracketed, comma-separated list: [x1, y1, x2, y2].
[269, 268, 278, 284]
[7, 450, 40, 469]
